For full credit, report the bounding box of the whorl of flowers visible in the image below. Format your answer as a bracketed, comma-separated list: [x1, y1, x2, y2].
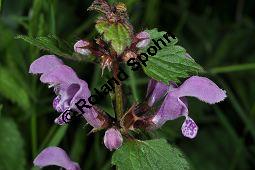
[30, 0, 226, 169]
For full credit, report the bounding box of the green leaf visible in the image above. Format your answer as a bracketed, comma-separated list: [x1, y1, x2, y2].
[112, 139, 190, 170]
[96, 21, 131, 55]
[70, 128, 87, 162]
[142, 29, 203, 84]
[0, 0, 3, 12]
[16, 35, 97, 62]
[0, 104, 2, 117]
[145, 28, 167, 41]
[0, 118, 26, 170]
[0, 67, 30, 111]
[209, 63, 255, 74]
[95, 21, 110, 34]
[47, 125, 68, 146]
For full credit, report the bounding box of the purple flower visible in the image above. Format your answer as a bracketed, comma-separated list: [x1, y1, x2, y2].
[104, 128, 123, 151]
[146, 79, 171, 107]
[136, 31, 150, 48]
[29, 55, 104, 128]
[33, 147, 80, 170]
[74, 40, 91, 55]
[148, 76, 226, 138]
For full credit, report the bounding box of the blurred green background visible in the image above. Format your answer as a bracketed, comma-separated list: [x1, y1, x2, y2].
[0, 0, 255, 169]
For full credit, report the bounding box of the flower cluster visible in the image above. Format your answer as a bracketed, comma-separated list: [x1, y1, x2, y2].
[30, 0, 226, 169]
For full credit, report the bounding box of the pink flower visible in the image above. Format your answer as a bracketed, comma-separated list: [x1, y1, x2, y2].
[29, 55, 104, 128]
[34, 147, 80, 170]
[146, 76, 227, 138]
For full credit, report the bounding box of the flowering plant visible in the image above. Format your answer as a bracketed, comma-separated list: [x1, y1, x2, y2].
[18, 0, 226, 169]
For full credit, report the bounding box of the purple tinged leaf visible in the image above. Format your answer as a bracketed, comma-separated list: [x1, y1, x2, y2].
[74, 40, 91, 55]
[33, 147, 80, 170]
[104, 128, 123, 151]
[181, 116, 198, 139]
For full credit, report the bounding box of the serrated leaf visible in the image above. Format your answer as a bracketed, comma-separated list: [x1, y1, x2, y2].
[112, 139, 190, 170]
[0, 118, 26, 170]
[95, 21, 110, 34]
[0, 67, 30, 111]
[96, 22, 131, 55]
[16, 35, 97, 62]
[145, 28, 167, 41]
[142, 29, 203, 84]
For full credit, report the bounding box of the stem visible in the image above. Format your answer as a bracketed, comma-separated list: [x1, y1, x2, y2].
[115, 83, 123, 120]
[127, 67, 139, 101]
[113, 60, 123, 120]
[39, 125, 57, 150]
[30, 107, 37, 157]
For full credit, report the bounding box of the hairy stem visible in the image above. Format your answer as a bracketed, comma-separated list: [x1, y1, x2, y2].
[113, 60, 123, 120]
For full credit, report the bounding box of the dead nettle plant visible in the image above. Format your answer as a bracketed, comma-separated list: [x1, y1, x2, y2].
[18, 0, 227, 169]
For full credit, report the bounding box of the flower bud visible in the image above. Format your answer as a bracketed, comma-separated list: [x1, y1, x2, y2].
[136, 31, 150, 48]
[74, 40, 91, 55]
[104, 128, 123, 151]
[33, 147, 81, 170]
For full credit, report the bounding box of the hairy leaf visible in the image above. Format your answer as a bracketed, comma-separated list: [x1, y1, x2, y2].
[142, 29, 203, 84]
[95, 21, 109, 34]
[96, 21, 131, 55]
[112, 139, 190, 170]
[0, 67, 30, 111]
[0, 118, 26, 170]
[16, 35, 97, 62]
